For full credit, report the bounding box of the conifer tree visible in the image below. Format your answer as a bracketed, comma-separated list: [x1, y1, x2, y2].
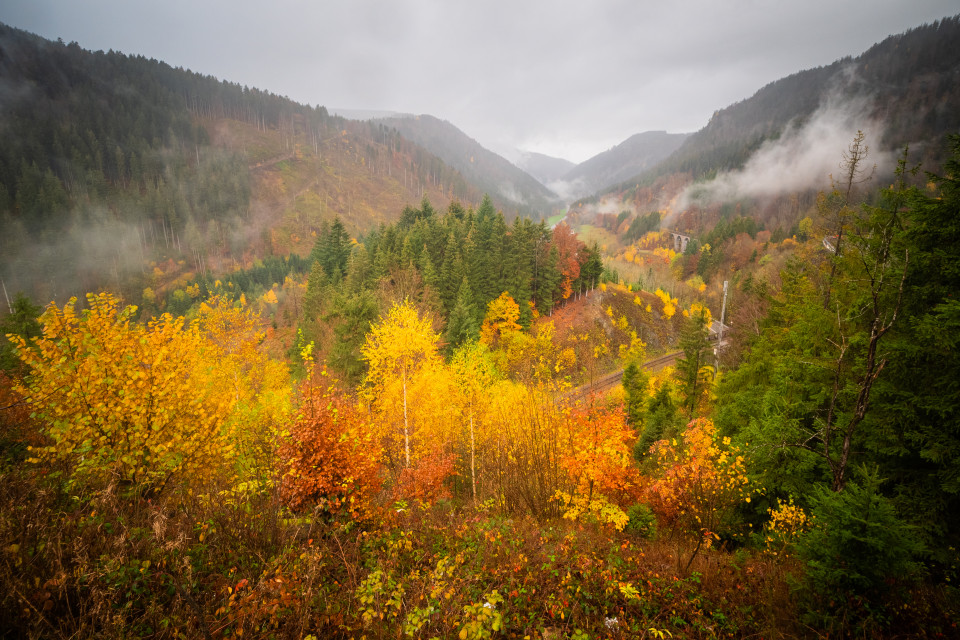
[675, 306, 713, 417]
[634, 383, 679, 462]
[439, 232, 462, 312]
[329, 290, 378, 384]
[445, 277, 479, 351]
[0, 292, 42, 374]
[622, 361, 649, 429]
[303, 260, 328, 321]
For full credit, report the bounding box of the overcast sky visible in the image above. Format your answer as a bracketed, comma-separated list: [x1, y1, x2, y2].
[1, 1, 956, 164]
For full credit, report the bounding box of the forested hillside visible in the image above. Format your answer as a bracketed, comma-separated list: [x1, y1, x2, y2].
[559, 131, 690, 199]
[0, 23, 503, 304]
[592, 15, 960, 200]
[514, 150, 575, 186]
[296, 195, 606, 383]
[3, 140, 959, 637]
[374, 114, 560, 215]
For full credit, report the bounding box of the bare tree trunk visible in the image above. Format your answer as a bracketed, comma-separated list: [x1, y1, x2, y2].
[403, 369, 410, 467]
[470, 411, 476, 503]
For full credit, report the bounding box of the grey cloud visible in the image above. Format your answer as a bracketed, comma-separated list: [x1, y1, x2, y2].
[0, 0, 956, 163]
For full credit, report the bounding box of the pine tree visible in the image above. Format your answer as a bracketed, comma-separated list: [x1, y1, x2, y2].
[445, 277, 480, 351]
[329, 290, 379, 384]
[505, 217, 535, 327]
[622, 361, 649, 429]
[309, 217, 352, 280]
[439, 232, 462, 313]
[0, 292, 42, 374]
[419, 247, 439, 292]
[634, 383, 678, 462]
[343, 243, 373, 294]
[303, 260, 328, 321]
[675, 306, 713, 417]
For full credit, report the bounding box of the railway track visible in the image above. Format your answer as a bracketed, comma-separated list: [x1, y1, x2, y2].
[568, 350, 683, 399]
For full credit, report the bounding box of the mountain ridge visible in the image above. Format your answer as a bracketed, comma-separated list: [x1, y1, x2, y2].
[593, 14, 960, 203]
[373, 114, 561, 217]
[555, 130, 691, 201]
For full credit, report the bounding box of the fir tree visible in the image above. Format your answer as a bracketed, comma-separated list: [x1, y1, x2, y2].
[675, 306, 713, 417]
[445, 277, 480, 352]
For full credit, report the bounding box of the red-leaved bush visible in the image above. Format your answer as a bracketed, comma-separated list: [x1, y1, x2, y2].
[393, 449, 457, 507]
[281, 385, 382, 517]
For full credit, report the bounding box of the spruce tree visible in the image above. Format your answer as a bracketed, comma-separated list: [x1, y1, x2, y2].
[445, 277, 480, 351]
[675, 306, 713, 417]
[622, 361, 649, 429]
[633, 383, 678, 462]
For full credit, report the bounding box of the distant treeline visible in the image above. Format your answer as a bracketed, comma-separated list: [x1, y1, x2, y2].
[0, 21, 493, 306]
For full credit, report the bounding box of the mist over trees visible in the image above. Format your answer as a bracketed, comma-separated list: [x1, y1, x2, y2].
[0, 22, 505, 304]
[591, 15, 960, 207]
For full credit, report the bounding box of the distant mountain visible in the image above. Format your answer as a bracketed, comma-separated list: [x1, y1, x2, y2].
[597, 15, 960, 199]
[515, 151, 575, 186]
[558, 131, 690, 200]
[375, 114, 560, 217]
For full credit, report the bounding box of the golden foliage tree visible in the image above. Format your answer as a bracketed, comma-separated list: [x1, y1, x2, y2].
[194, 296, 291, 486]
[486, 382, 565, 517]
[14, 293, 237, 495]
[450, 342, 498, 502]
[558, 404, 639, 507]
[361, 300, 441, 468]
[479, 292, 521, 349]
[645, 418, 754, 570]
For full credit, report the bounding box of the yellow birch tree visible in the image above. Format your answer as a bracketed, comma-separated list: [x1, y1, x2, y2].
[450, 341, 498, 502]
[360, 300, 441, 468]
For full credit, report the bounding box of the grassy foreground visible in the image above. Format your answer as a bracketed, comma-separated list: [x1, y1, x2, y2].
[2, 462, 957, 640]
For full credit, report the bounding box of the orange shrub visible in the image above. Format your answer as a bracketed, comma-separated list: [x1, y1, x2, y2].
[645, 418, 753, 543]
[281, 384, 381, 517]
[393, 449, 458, 507]
[560, 404, 640, 506]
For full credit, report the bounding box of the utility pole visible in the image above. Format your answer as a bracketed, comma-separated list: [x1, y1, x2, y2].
[717, 280, 729, 368]
[1, 277, 11, 314]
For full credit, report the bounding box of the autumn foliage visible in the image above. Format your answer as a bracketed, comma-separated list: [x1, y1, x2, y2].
[0, 371, 41, 453]
[645, 418, 753, 546]
[558, 404, 641, 508]
[554, 403, 641, 530]
[361, 300, 443, 469]
[393, 449, 458, 506]
[14, 293, 238, 495]
[550, 223, 582, 299]
[281, 381, 381, 516]
[479, 291, 522, 348]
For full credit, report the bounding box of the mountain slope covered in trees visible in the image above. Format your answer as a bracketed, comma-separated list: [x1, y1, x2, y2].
[514, 150, 575, 186]
[591, 15, 960, 201]
[0, 23, 504, 304]
[374, 114, 560, 215]
[2, 14, 960, 640]
[558, 131, 691, 200]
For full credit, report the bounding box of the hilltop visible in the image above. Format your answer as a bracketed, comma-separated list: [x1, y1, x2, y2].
[581, 15, 960, 214]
